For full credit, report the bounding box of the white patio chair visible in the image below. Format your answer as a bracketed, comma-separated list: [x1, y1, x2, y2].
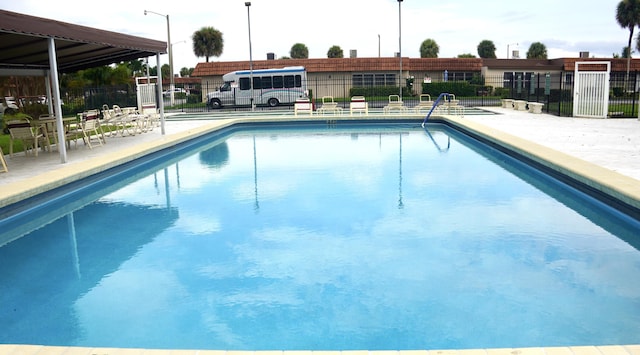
[0, 146, 8, 173]
[7, 119, 47, 157]
[79, 110, 105, 149]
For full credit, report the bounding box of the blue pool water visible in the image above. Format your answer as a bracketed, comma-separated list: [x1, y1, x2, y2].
[1, 122, 639, 350]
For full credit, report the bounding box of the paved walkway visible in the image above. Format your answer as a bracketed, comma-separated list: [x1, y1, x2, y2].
[467, 107, 640, 181]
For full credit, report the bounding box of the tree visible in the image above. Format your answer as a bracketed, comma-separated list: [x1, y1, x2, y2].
[161, 64, 171, 81]
[290, 43, 309, 59]
[126, 60, 145, 77]
[327, 45, 343, 58]
[457, 53, 476, 58]
[526, 42, 548, 59]
[180, 67, 194, 77]
[419, 39, 439, 58]
[192, 27, 224, 62]
[477, 40, 497, 58]
[82, 66, 113, 86]
[616, 0, 640, 82]
[110, 63, 132, 85]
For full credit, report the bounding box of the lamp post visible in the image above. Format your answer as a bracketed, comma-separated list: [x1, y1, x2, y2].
[507, 42, 518, 59]
[245, 2, 255, 111]
[145, 9, 174, 106]
[398, 0, 403, 99]
[378, 34, 381, 58]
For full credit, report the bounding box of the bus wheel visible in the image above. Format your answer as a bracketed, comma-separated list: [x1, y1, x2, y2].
[209, 99, 222, 109]
[267, 98, 279, 107]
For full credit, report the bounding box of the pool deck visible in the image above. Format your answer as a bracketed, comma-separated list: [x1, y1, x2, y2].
[1, 107, 639, 354]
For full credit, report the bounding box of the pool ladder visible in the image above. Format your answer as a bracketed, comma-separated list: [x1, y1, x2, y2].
[421, 92, 455, 127]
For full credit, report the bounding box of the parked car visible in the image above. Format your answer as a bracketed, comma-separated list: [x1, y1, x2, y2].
[163, 88, 187, 96]
[0, 96, 19, 116]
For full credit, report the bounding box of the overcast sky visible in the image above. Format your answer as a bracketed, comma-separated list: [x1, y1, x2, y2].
[1, 0, 632, 73]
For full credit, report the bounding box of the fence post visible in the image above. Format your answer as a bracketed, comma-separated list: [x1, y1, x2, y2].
[632, 71, 638, 118]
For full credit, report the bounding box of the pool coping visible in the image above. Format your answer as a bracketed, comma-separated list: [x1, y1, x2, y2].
[1, 114, 639, 353]
[0, 345, 639, 355]
[440, 115, 640, 218]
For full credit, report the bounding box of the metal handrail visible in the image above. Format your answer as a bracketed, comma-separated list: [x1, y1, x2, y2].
[421, 92, 452, 127]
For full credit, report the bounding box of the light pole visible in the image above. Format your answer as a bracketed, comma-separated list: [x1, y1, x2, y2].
[245, 2, 255, 111]
[507, 43, 518, 59]
[145, 9, 174, 106]
[398, 0, 403, 99]
[378, 34, 381, 58]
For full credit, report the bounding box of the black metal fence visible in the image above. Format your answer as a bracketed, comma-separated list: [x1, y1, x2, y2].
[60, 71, 640, 118]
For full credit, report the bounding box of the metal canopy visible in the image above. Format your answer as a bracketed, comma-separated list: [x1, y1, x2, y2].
[0, 9, 167, 73]
[0, 9, 167, 164]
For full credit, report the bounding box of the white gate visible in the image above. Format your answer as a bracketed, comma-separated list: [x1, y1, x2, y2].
[573, 61, 610, 118]
[135, 76, 158, 111]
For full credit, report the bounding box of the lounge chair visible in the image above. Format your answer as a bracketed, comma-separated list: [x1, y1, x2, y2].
[413, 94, 435, 114]
[139, 104, 160, 131]
[383, 94, 407, 114]
[349, 96, 368, 115]
[0, 146, 8, 173]
[294, 98, 313, 116]
[78, 109, 105, 149]
[6, 118, 48, 157]
[110, 105, 139, 136]
[318, 96, 342, 115]
[439, 94, 464, 116]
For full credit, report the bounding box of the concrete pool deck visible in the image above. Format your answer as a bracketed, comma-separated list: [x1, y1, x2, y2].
[0, 108, 639, 354]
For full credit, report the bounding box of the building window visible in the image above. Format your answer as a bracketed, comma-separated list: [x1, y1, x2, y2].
[352, 73, 397, 86]
[503, 72, 514, 88]
[564, 72, 573, 84]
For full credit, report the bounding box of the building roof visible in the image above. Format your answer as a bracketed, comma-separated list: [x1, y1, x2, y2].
[0, 10, 167, 74]
[193, 56, 640, 77]
[192, 57, 484, 77]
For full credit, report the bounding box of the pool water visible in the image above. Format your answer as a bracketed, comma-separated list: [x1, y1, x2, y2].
[1, 123, 639, 350]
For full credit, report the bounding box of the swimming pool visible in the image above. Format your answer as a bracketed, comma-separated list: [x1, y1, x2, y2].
[1, 122, 639, 350]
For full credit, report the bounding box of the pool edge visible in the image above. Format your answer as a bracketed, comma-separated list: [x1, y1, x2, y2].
[1, 344, 639, 355]
[440, 115, 640, 217]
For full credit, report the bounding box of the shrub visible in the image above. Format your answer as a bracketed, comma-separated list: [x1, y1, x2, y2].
[421, 82, 476, 97]
[350, 86, 410, 98]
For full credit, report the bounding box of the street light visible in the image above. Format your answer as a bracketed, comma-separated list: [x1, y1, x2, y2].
[171, 40, 186, 77]
[145, 9, 174, 106]
[245, 2, 255, 111]
[398, 0, 403, 98]
[507, 42, 518, 59]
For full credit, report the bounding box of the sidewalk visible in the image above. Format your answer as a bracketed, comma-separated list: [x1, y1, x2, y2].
[465, 107, 640, 181]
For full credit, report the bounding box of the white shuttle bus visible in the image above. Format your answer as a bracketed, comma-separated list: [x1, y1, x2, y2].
[206, 66, 308, 109]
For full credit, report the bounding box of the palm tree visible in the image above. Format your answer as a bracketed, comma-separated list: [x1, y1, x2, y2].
[327, 45, 343, 58]
[477, 40, 497, 58]
[290, 43, 309, 59]
[526, 42, 548, 59]
[617, 0, 640, 82]
[192, 27, 224, 62]
[419, 39, 439, 58]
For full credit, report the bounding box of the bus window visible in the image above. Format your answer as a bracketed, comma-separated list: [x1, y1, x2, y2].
[273, 76, 283, 88]
[284, 75, 294, 88]
[253, 76, 261, 89]
[295, 75, 302, 87]
[239, 77, 251, 90]
[220, 82, 232, 92]
[261, 76, 273, 89]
